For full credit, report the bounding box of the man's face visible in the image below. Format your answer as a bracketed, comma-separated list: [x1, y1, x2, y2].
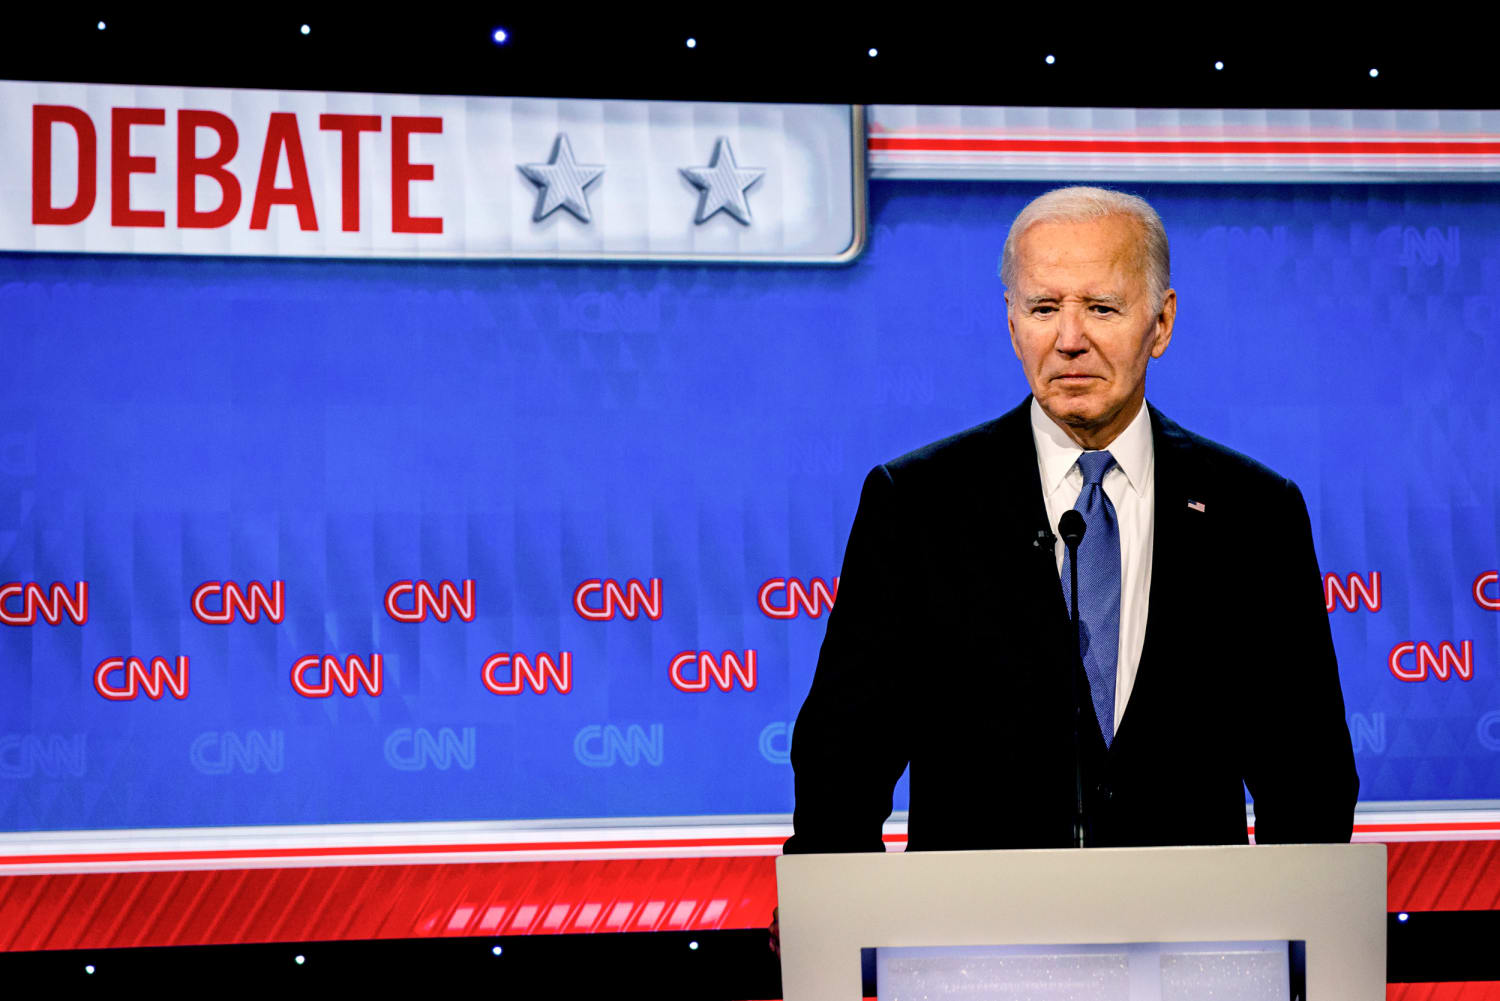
[1006, 214, 1176, 450]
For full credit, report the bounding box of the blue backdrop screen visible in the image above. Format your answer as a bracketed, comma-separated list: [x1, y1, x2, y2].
[1, 180, 1497, 831]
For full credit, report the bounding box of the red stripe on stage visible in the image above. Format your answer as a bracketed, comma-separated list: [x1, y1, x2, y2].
[867, 137, 1500, 156]
[0, 857, 781, 950]
[0, 835, 795, 867]
[1388, 841, 1500, 911]
[1250, 823, 1500, 837]
[1359, 823, 1500, 834]
[1388, 984, 1500, 1000]
[0, 833, 911, 868]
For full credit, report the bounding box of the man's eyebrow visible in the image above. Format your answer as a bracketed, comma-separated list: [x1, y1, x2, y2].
[1022, 293, 1127, 307]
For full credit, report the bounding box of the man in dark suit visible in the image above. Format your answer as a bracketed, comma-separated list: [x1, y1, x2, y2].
[782, 187, 1358, 856]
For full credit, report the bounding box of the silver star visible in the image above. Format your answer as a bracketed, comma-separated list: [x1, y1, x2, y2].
[681, 138, 764, 226]
[518, 134, 604, 223]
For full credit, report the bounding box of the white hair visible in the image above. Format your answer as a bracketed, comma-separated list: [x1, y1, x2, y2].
[999, 186, 1171, 312]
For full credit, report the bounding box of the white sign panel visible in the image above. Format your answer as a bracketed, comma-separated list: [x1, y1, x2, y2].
[0, 80, 865, 262]
[869, 104, 1500, 182]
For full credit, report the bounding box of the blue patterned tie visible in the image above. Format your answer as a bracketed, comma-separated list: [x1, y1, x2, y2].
[1062, 451, 1121, 748]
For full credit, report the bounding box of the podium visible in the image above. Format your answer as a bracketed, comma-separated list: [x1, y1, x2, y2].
[776, 843, 1386, 1000]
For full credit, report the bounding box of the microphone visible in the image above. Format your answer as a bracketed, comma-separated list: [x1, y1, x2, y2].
[1059, 509, 1087, 549]
[1059, 508, 1088, 848]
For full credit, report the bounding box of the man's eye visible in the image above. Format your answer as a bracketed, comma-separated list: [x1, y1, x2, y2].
[1033, 306, 1056, 315]
[1091, 305, 1116, 314]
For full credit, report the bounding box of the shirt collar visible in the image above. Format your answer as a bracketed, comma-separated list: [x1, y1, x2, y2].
[1029, 396, 1154, 497]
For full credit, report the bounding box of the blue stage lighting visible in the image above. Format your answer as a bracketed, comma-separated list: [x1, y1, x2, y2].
[96, 21, 105, 30]
[85, 965, 96, 974]
[493, 28, 509, 44]
[1045, 54, 1056, 65]
[868, 48, 878, 58]
[492, 945, 504, 956]
[686, 37, 697, 48]
[300, 24, 310, 36]
[294, 954, 306, 965]
[1215, 61, 1224, 71]
[1369, 67, 1379, 78]
[1397, 912, 1409, 922]
[689, 940, 700, 950]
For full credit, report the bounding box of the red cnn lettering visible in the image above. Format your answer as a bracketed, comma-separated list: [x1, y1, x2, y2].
[384, 579, 476, 623]
[391, 116, 443, 234]
[94, 656, 189, 701]
[573, 578, 663, 621]
[669, 650, 757, 692]
[110, 107, 166, 227]
[1388, 642, 1420, 681]
[1389, 641, 1474, 682]
[1323, 571, 1381, 613]
[291, 654, 383, 698]
[0, 581, 88, 625]
[1476, 571, 1500, 611]
[191, 581, 284, 624]
[250, 113, 318, 231]
[483, 653, 572, 694]
[758, 577, 839, 619]
[177, 110, 241, 228]
[319, 113, 381, 232]
[32, 105, 97, 225]
[1421, 641, 1473, 681]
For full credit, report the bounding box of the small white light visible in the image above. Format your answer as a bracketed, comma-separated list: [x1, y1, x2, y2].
[686, 37, 696, 49]
[688, 940, 699, 950]
[868, 47, 878, 58]
[1214, 60, 1224, 71]
[294, 954, 306, 965]
[1397, 912, 1409, 922]
[96, 21, 105, 30]
[491, 945, 503, 956]
[1045, 54, 1056, 65]
[1369, 67, 1379, 78]
[493, 28, 508, 44]
[300, 24, 310, 36]
[85, 965, 96, 974]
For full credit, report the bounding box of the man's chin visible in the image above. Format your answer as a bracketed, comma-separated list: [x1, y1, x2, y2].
[1038, 398, 1104, 430]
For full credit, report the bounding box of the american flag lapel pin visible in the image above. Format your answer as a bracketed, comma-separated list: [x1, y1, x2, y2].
[1187, 500, 1206, 513]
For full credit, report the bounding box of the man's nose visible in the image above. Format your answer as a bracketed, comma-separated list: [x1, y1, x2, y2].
[1055, 306, 1089, 354]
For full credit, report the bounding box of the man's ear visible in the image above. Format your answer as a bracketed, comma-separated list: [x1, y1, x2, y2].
[1005, 293, 1022, 359]
[1150, 288, 1177, 359]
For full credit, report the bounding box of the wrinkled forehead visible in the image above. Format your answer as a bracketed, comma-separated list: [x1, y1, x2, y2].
[1011, 215, 1151, 291]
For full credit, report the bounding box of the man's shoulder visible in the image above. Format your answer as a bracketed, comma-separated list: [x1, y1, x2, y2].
[1151, 406, 1298, 499]
[880, 400, 1030, 483]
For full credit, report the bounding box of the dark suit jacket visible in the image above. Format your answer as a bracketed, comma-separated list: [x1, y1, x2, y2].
[784, 398, 1358, 853]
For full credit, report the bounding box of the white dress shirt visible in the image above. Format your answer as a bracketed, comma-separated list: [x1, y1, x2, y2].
[1029, 396, 1155, 734]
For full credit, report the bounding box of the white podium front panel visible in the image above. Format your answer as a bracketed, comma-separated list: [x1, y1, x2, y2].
[776, 844, 1385, 1001]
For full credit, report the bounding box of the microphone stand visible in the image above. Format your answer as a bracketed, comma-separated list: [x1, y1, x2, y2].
[1059, 511, 1088, 848]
